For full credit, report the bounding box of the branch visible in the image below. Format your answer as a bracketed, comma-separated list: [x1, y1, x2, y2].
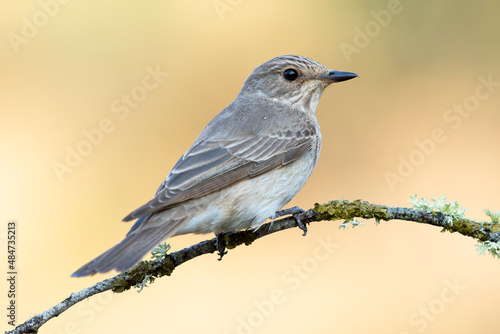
[7, 199, 500, 334]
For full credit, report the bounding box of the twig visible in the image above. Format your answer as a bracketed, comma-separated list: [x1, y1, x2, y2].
[7, 199, 500, 334]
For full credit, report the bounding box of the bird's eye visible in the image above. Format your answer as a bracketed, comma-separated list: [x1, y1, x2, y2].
[283, 68, 298, 82]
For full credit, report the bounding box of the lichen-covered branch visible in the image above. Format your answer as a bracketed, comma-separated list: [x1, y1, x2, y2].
[314, 199, 500, 243]
[7, 198, 500, 334]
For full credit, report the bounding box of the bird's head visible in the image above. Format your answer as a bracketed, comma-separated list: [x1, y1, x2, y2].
[239, 55, 358, 113]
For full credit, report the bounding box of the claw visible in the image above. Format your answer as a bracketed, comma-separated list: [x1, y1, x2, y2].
[293, 213, 308, 236]
[216, 233, 228, 261]
[271, 206, 308, 236]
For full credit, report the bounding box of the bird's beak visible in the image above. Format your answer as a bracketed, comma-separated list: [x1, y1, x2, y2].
[317, 70, 358, 83]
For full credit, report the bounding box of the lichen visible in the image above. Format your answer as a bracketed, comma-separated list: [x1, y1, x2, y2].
[135, 274, 155, 293]
[150, 243, 171, 261]
[484, 209, 500, 224]
[408, 194, 467, 225]
[112, 255, 175, 293]
[338, 217, 365, 229]
[313, 199, 390, 225]
[224, 230, 256, 249]
[476, 241, 500, 258]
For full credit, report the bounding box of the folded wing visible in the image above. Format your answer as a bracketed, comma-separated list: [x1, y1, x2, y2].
[123, 130, 316, 225]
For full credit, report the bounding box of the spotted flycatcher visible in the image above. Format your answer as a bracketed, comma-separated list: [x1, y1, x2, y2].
[72, 55, 357, 276]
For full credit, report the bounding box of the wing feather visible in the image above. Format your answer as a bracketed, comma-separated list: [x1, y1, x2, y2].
[123, 130, 316, 221]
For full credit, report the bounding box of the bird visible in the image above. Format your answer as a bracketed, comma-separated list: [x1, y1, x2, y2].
[72, 55, 357, 277]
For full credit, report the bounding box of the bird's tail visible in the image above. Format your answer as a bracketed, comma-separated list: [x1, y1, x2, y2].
[71, 216, 186, 277]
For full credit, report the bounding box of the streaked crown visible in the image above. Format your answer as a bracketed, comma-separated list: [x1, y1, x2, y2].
[239, 55, 336, 112]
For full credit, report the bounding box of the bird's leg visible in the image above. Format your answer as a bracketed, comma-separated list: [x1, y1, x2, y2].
[271, 206, 308, 236]
[215, 233, 228, 261]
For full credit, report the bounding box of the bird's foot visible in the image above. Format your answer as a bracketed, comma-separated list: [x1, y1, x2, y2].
[272, 206, 308, 236]
[216, 233, 228, 261]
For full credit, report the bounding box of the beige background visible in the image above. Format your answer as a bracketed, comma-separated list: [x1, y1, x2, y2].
[2, 1, 500, 333]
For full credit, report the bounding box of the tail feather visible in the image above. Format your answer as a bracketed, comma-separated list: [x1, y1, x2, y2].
[72, 217, 186, 277]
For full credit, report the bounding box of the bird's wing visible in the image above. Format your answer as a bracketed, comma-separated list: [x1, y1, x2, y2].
[123, 128, 317, 222]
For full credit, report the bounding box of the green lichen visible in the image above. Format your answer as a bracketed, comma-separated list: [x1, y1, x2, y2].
[150, 243, 171, 261]
[443, 217, 492, 240]
[408, 194, 467, 225]
[135, 274, 155, 293]
[112, 255, 175, 293]
[313, 199, 390, 227]
[338, 217, 365, 229]
[224, 230, 256, 249]
[476, 241, 500, 259]
[484, 209, 500, 224]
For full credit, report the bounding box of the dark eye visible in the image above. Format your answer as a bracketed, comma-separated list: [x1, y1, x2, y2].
[283, 68, 298, 81]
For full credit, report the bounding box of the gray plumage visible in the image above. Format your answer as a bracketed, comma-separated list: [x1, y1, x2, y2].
[72, 55, 357, 277]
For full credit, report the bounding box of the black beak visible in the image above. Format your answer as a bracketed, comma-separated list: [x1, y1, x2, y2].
[318, 70, 358, 83]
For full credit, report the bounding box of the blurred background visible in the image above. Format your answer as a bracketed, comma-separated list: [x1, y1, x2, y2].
[1, 1, 500, 333]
